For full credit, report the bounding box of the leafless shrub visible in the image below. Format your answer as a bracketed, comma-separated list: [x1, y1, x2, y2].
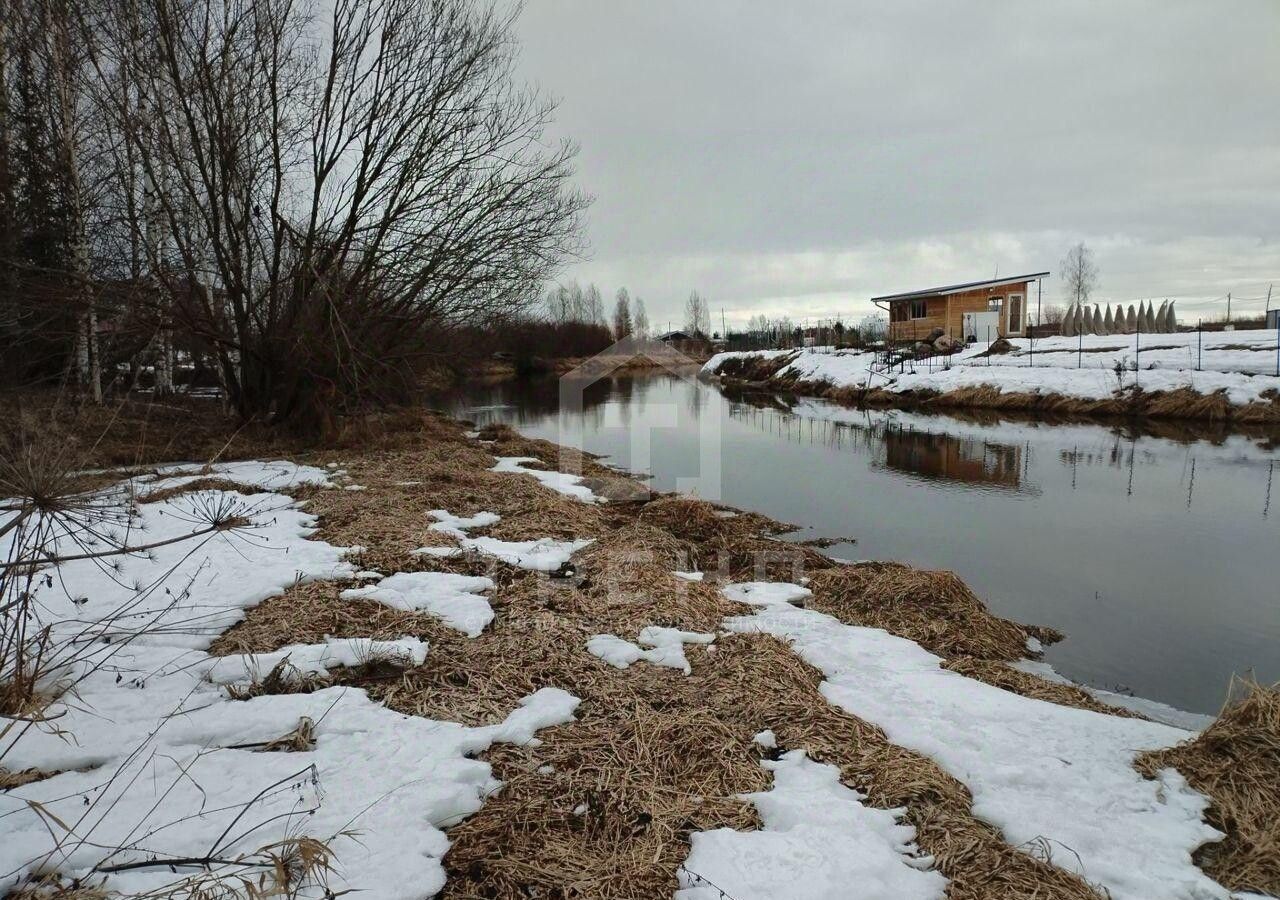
[1, 416, 351, 896]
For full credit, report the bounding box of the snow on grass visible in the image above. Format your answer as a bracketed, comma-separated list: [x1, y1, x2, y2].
[457, 535, 592, 571]
[1, 685, 578, 899]
[148, 459, 343, 491]
[491, 456, 601, 502]
[415, 507, 592, 571]
[587, 627, 715, 675]
[428, 508, 501, 538]
[722, 581, 812, 607]
[721, 583, 1228, 900]
[205, 636, 429, 683]
[342, 572, 496, 637]
[413, 545, 463, 558]
[677, 750, 947, 900]
[0, 477, 579, 898]
[705, 330, 1280, 407]
[673, 570, 705, 582]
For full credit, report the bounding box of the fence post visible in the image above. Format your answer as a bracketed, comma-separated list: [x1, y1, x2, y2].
[1078, 328, 1083, 369]
[987, 326, 991, 366]
[1275, 318, 1279, 377]
[1197, 320, 1202, 371]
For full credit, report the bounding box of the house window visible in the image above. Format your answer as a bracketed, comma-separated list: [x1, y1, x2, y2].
[987, 296, 1002, 311]
[910, 298, 928, 319]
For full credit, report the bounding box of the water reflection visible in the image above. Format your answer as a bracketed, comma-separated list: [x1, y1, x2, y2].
[438, 372, 1280, 714]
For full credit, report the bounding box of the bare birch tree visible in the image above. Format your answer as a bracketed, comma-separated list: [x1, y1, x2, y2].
[684, 290, 710, 337]
[1061, 242, 1098, 307]
[632, 296, 648, 339]
[612, 287, 631, 339]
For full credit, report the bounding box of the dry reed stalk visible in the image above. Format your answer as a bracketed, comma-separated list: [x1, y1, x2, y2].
[1136, 678, 1280, 896]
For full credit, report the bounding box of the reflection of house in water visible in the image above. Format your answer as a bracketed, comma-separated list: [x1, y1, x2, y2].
[727, 404, 1037, 494]
[878, 426, 1025, 490]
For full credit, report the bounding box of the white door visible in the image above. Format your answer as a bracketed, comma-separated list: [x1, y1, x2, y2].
[1005, 294, 1024, 335]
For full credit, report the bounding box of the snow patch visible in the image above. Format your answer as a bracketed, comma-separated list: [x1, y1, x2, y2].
[722, 581, 812, 607]
[678, 750, 947, 900]
[428, 508, 501, 538]
[587, 627, 715, 675]
[461, 535, 592, 572]
[149, 459, 341, 491]
[205, 636, 429, 684]
[0, 474, 579, 898]
[342, 571, 497, 637]
[491, 456, 601, 503]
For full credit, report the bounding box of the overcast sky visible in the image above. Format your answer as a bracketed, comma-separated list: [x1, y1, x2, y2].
[512, 1, 1280, 331]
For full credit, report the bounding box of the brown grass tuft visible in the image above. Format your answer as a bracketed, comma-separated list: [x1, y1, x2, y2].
[1136, 678, 1280, 896]
[137, 477, 268, 504]
[0, 767, 57, 791]
[807, 562, 1040, 661]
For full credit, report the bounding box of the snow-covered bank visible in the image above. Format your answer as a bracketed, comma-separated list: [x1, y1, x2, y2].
[0, 466, 578, 897]
[704, 330, 1280, 417]
[721, 583, 1229, 900]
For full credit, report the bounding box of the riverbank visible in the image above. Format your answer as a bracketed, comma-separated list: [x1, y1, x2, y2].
[2, 407, 1276, 898]
[705, 330, 1280, 424]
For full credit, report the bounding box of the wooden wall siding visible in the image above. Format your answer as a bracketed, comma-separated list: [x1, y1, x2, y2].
[887, 281, 1030, 341]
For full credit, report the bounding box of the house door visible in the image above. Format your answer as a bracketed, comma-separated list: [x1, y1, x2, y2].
[1006, 294, 1023, 335]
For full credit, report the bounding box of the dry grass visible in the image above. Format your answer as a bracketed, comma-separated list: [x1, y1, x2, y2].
[636, 496, 837, 580]
[210, 581, 449, 655]
[806, 562, 1058, 661]
[0, 767, 56, 790]
[137, 477, 268, 504]
[1136, 678, 1280, 896]
[2, 877, 108, 899]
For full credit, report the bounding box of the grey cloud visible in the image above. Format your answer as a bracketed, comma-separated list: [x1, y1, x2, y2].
[512, 1, 1280, 327]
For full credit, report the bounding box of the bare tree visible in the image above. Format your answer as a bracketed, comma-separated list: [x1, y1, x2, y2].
[612, 287, 631, 339]
[583, 283, 604, 325]
[1061, 242, 1098, 307]
[684, 290, 710, 337]
[85, 0, 587, 425]
[632, 296, 648, 339]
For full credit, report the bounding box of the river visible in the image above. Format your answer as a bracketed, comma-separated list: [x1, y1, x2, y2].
[437, 369, 1280, 716]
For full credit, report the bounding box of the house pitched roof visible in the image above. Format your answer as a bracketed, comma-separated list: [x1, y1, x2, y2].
[873, 272, 1049, 303]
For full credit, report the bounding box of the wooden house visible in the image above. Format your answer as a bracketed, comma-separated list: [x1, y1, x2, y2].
[874, 273, 1048, 344]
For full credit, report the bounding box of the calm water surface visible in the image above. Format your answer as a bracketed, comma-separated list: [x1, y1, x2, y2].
[440, 371, 1280, 716]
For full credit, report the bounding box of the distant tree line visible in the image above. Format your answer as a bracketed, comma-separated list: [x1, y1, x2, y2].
[0, 0, 586, 427]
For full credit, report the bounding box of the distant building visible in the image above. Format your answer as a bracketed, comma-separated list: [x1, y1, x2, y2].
[873, 273, 1049, 344]
[1267, 308, 1280, 330]
[656, 330, 711, 355]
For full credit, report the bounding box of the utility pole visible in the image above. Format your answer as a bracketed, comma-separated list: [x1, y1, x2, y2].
[721, 308, 726, 340]
[1226, 292, 1231, 323]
